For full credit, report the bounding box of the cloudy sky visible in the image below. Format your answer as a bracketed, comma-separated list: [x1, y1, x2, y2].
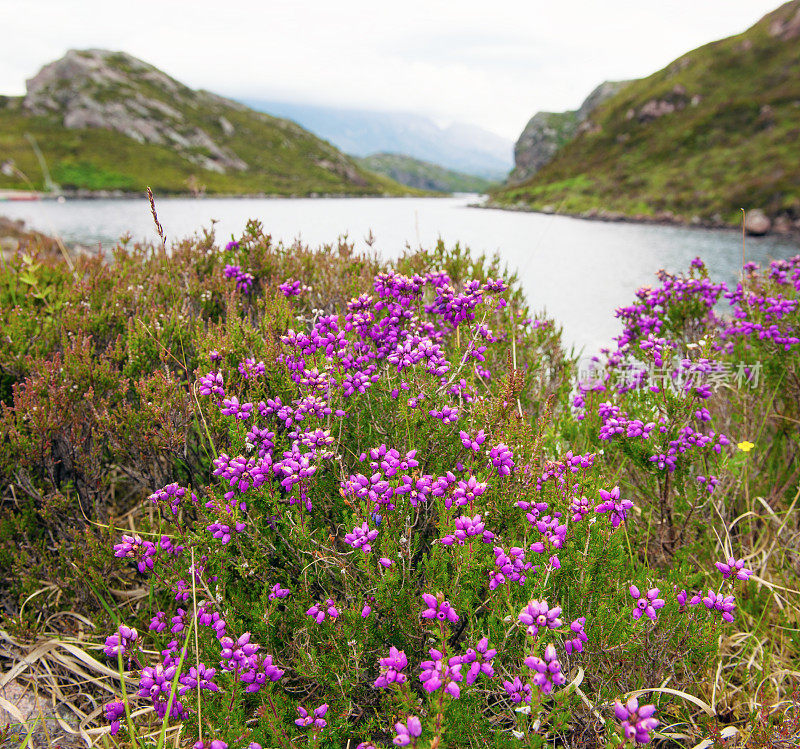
[0, 0, 786, 140]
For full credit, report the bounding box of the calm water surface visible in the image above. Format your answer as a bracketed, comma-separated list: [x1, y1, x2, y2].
[3, 195, 798, 358]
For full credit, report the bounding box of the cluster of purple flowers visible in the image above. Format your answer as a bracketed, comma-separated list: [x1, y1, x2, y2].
[437, 513, 495, 546]
[296, 703, 328, 729]
[525, 643, 567, 695]
[103, 598, 284, 734]
[518, 600, 563, 637]
[149, 483, 197, 516]
[103, 625, 138, 659]
[715, 556, 753, 581]
[490, 545, 536, 590]
[279, 278, 311, 297]
[595, 486, 634, 529]
[489, 443, 514, 476]
[374, 646, 408, 688]
[114, 534, 157, 573]
[344, 521, 380, 554]
[306, 598, 340, 623]
[614, 697, 659, 744]
[421, 593, 459, 623]
[419, 648, 463, 697]
[629, 586, 665, 622]
[393, 716, 423, 746]
[223, 263, 255, 293]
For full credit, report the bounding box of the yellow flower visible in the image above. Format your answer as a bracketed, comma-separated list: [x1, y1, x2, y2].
[737, 441, 755, 452]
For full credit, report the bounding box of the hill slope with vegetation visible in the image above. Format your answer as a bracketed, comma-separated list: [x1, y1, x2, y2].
[491, 0, 800, 232]
[0, 49, 414, 196]
[358, 152, 494, 193]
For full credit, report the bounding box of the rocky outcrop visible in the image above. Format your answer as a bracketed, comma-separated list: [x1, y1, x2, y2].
[23, 49, 247, 173]
[508, 111, 578, 185]
[745, 209, 771, 236]
[508, 80, 630, 184]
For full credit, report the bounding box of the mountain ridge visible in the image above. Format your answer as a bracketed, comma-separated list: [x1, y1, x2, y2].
[0, 49, 416, 197]
[491, 0, 800, 234]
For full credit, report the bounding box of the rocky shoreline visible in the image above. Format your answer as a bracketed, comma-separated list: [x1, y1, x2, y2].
[479, 200, 800, 239]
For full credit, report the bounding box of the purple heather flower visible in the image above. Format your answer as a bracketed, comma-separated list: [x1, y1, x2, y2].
[104, 700, 125, 735]
[488, 443, 514, 476]
[306, 598, 339, 623]
[379, 556, 393, 568]
[429, 405, 459, 423]
[702, 589, 736, 622]
[114, 534, 156, 573]
[715, 557, 753, 581]
[269, 583, 290, 600]
[178, 663, 219, 696]
[344, 521, 380, 554]
[419, 648, 462, 697]
[490, 545, 535, 589]
[374, 646, 408, 688]
[564, 616, 588, 654]
[503, 676, 532, 704]
[525, 643, 567, 695]
[393, 715, 423, 746]
[295, 703, 328, 729]
[439, 513, 495, 545]
[595, 486, 634, 528]
[421, 593, 459, 623]
[449, 477, 487, 509]
[361, 603, 372, 618]
[629, 586, 665, 622]
[104, 625, 138, 658]
[614, 697, 659, 744]
[518, 600, 563, 637]
[460, 636, 496, 684]
[149, 612, 167, 633]
[459, 429, 487, 451]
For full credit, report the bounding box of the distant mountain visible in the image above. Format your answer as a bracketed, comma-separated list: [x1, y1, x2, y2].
[242, 100, 514, 180]
[357, 153, 494, 193]
[0, 50, 414, 196]
[492, 1, 800, 233]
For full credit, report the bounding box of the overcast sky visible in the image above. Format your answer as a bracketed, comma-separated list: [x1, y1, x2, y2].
[0, 0, 786, 140]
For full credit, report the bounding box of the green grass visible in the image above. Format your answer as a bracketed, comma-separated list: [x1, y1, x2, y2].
[491, 1, 800, 224]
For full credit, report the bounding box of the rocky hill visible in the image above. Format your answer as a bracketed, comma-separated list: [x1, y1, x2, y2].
[491, 1, 800, 233]
[357, 153, 494, 193]
[0, 50, 413, 196]
[508, 81, 630, 185]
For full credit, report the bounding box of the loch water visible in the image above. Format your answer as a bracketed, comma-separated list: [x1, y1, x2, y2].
[3, 195, 797, 358]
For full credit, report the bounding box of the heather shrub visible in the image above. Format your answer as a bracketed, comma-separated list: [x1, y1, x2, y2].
[101, 263, 738, 748]
[1, 219, 796, 747]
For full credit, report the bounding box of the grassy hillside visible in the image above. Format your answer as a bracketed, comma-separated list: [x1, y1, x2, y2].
[491, 1, 800, 227]
[358, 152, 495, 193]
[0, 51, 416, 197]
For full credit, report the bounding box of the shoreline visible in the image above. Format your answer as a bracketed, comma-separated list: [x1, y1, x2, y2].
[476, 200, 800, 240]
[0, 189, 445, 202]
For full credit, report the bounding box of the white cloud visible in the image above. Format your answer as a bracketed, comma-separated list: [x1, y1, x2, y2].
[0, 0, 786, 139]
